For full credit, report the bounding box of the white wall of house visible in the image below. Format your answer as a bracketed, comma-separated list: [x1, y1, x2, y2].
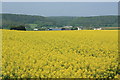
[64, 26, 73, 28]
[77, 27, 81, 30]
[94, 28, 102, 30]
[34, 28, 38, 31]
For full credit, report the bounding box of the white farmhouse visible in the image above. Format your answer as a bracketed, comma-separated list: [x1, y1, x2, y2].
[77, 27, 82, 30]
[94, 27, 102, 30]
[33, 28, 38, 31]
[64, 26, 73, 28]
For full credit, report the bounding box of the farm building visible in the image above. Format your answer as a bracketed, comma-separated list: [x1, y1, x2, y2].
[77, 27, 82, 30]
[33, 28, 38, 31]
[63, 26, 73, 28]
[94, 27, 102, 30]
[48, 28, 61, 31]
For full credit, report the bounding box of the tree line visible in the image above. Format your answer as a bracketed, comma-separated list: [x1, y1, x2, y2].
[1, 13, 118, 29]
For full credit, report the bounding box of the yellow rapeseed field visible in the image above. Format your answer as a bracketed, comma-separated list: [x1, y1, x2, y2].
[1, 30, 119, 78]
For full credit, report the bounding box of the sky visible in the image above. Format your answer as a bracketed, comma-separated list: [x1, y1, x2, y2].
[1, 0, 120, 2]
[2, 2, 118, 17]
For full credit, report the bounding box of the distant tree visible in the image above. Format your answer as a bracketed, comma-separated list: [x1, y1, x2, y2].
[10, 25, 26, 31]
[71, 27, 78, 30]
[61, 28, 66, 30]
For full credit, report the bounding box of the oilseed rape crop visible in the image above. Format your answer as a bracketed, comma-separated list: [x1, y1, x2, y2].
[1, 30, 119, 79]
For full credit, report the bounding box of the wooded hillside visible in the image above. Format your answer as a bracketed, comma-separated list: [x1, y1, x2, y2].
[1, 13, 118, 29]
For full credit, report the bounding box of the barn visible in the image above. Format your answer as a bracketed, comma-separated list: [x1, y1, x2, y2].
[94, 27, 102, 30]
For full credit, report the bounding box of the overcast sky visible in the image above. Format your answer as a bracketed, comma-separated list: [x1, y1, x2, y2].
[2, 2, 118, 16]
[1, 0, 120, 2]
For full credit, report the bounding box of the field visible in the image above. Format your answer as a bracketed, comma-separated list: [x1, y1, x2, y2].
[102, 27, 120, 30]
[1, 30, 119, 79]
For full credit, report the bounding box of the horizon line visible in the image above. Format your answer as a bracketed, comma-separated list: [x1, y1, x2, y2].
[1, 13, 118, 17]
